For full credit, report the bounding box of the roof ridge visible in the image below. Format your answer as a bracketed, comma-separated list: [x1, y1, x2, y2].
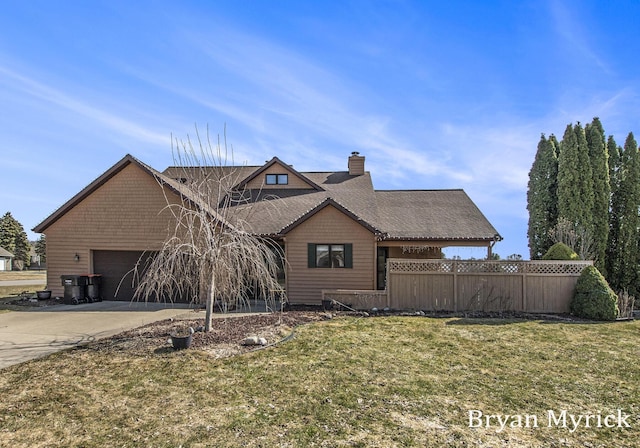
[278, 196, 383, 236]
[375, 188, 464, 192]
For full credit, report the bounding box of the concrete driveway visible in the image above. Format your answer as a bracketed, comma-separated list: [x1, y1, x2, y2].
[0, 301, 200, 370]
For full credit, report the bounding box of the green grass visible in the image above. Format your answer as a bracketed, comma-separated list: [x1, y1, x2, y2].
[0, 271, 47, 281]
[0, 316, 639, 447]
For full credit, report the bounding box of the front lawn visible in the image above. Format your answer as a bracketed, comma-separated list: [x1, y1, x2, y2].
[0, 270, 47, 298]
[0, 316, 638, 447]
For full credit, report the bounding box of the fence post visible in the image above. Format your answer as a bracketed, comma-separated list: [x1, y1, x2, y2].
[386, 259, 391, 308]
[453, 260, 458, 312]
[522, 262, 527, 311]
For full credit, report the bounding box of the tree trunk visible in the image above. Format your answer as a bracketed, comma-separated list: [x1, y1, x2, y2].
[205, 279, 215, 332]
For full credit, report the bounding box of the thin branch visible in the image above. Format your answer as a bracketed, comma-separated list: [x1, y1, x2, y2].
[131, 126, 285, 331]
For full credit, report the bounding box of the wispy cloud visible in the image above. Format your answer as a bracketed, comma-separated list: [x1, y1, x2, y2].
[548, 0, 612, 75]
[122, 25, 458, 180]
[0, 65, 169, 146]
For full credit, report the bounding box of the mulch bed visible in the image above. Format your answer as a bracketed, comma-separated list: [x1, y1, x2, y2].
[86, 311, 329, 358]
[0, 296, 62, 309]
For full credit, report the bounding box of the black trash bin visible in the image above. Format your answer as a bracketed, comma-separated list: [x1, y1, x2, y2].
[61, 275, 88, 305]
[86, 274, 102, 302]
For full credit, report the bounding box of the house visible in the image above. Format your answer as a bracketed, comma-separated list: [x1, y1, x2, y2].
[0, 247, 14, 271]
[33, 153, 501, 304]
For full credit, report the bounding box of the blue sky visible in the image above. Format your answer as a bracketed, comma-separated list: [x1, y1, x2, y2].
[2, 0, 639, 259]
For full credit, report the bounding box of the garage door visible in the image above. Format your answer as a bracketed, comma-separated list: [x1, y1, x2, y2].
[93, 250, 157, 301]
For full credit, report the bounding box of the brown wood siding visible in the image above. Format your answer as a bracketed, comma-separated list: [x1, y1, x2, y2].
[245, 163, 316, 190]
[44, 163, 178, 297]
[285, 206, 375, 304]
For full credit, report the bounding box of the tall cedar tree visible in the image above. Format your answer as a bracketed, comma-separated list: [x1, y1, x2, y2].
[585, 118, 610, 274]
[557, 123, 594, 241]
[608, 133, 640, 295]
[34, 235, 46, 263]
[527, 134, 558, 259]
[0, 212, 31, 268]
[606, 135, 622, 282]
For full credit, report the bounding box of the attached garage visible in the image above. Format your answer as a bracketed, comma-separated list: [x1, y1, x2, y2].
[93, 250, 192, 303]
[92, 250, 154, 301]
[32, 156, 184, 299]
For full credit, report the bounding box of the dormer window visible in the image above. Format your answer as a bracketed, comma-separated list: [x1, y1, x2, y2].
[266, 174, 288, 185]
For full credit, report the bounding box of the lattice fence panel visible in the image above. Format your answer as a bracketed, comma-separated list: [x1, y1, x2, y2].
[388, 260, 453, 273]
[455, 261, 521, 273]
[526, 261, 591, 274]
[388, 259, 591, 275]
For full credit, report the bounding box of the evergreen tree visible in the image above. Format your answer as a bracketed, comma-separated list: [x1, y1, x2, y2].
[556, 123, 594, 250]
[608, 133, 640, 295]
[0, 212, 31, 269]
[527, 134, 558, 259]
[608, 135, 621, 187]
[585, 117, 610, 274]
[557, 124, 581, 224]
[574, 122, 595, 235]
[606, 135, 622, 282]
[34, 235, 46, 264]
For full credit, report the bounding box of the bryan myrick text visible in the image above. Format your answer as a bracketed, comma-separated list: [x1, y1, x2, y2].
[468, 409, 632, 433]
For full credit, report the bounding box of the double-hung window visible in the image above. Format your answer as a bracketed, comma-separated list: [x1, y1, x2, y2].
[308, 243, 353, 268]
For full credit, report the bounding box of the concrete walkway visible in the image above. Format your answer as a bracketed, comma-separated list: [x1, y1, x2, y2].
[0, 301, 201, 370]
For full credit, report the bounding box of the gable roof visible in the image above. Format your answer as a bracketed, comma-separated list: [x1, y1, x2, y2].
[0, 247, 14, 258]
[234, 156, 325, 191]
[32, 154, 230, 233]
[278, 197, 383, 236]
[34, 155, 152, 233]
[34, 154, 501, 244]
[225, 170, 381, 236]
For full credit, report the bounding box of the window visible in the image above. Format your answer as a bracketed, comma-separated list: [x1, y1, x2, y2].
[266, 174, 288, 185]
[308, 243, 353, 268]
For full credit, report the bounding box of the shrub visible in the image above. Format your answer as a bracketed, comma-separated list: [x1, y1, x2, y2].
[570, 265, 618, 321]
[542, 242, 579, 260]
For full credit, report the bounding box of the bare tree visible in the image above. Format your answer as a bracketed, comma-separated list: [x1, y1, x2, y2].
[549, 217, 596, 261]
[133, 128, 284, 332]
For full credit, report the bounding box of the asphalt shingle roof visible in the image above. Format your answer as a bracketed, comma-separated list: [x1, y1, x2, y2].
[162, 163, 500, 241]
[33, 154, 500, 244]
[374, 190, 499, 240]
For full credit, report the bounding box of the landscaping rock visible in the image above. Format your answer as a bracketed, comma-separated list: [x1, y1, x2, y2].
[241, 336, 260, 346]
[241, 336, 268, 346]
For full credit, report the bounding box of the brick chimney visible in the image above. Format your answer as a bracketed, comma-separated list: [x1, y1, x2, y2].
[348, 152, 365, 176]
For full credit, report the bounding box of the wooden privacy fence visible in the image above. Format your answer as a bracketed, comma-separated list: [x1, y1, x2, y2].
[387, 259, 593, 313]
